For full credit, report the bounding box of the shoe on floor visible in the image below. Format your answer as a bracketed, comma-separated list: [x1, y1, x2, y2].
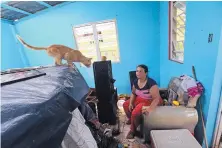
[126, 130, 135, 139]
[99, 123, 112, 137]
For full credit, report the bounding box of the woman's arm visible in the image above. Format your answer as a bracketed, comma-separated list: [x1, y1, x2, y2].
[144, 85, 161, 113]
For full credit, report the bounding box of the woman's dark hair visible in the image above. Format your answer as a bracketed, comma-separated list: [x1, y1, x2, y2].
[137, 64, 148, 73]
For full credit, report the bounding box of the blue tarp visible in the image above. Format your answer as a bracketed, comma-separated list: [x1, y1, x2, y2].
[1, 65, 89, 148]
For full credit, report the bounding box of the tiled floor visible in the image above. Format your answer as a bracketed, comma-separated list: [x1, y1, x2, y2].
[112, 107, 151, 148]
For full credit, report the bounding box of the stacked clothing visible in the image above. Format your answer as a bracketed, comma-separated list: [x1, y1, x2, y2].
[180, 75, 204, 107]
[167, 75, 204, 107]
[180, 75, 204, 97]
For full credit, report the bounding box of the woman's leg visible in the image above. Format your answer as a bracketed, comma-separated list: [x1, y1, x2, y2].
[126, 102, 144, 139]
[123, 99, 131, 119]
[130, 103, 145, 132]
[126, 98, 152, 139]
[123, 97, 145, 123]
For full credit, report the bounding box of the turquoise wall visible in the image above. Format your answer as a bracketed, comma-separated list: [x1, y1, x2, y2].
[14, 2, 160, 94]
[1, 21, 26, 70]
[159, 1, 222, 146]
[204, 26, 222, 148]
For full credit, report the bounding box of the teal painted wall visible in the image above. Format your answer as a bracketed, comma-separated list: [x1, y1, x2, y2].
[1, 21, 25, 70]
[204, 26, 222, 148]
[14, 2, 160, 94]
[159, 1, 222, 146]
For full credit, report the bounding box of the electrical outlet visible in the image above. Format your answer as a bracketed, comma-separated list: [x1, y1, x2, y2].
[208, 33, 213, 43]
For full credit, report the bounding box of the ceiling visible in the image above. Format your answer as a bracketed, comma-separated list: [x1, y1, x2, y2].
[1, 1, 68, 24]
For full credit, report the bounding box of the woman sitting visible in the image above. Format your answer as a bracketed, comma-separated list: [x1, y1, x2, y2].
[123, 64, 163, 139]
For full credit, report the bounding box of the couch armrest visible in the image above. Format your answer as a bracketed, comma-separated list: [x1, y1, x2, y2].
[143, 106, 198, 142]
[159, 88, 168, 91]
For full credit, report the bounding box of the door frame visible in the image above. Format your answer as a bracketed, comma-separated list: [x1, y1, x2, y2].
[212, 90, 222, 148]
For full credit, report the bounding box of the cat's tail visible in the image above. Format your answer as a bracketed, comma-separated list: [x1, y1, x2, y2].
[16, 35, 47, 50]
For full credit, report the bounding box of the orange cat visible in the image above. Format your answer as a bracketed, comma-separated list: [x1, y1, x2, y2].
[16, 35, 92, 67]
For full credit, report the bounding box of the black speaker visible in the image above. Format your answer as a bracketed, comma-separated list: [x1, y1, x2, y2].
[129, 71, 136, 90]
[93, 61, 117, 125]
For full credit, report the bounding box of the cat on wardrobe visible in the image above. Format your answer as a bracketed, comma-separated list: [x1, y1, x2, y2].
[16, 35, 92, 67]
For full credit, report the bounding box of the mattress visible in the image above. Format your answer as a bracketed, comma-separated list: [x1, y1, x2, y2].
[61, 108, 97, 148]
[1, 65, 90, 148]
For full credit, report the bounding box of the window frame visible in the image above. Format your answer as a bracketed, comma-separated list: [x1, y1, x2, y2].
[168, 1, 186, 64]
[73, 19, 121, 64]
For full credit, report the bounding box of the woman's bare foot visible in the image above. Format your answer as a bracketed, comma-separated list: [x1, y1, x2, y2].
[126, 130, 135, 139]
[126, 119, 131, 125]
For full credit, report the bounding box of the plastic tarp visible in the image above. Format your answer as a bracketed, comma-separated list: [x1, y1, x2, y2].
[1, 65, 90, 148]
